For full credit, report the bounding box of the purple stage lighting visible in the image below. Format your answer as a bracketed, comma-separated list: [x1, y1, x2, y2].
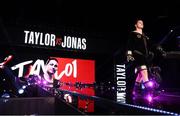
[38, 80, 41, 84]
[146, 94, 153, 102]
[148, 81, 153, 87]
[43, 80, 47, 85]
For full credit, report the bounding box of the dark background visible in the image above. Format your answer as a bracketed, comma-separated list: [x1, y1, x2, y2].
[0, 0, 180, 88]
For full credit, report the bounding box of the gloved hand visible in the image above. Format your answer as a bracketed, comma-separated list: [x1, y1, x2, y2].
[156, 45, 167, 57]
[146, 51, 154, 62]
[127, 55, 135, 62]
[149, 51, 154, 58]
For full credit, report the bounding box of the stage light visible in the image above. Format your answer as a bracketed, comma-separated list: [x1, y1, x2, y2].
[146, 95, 153, 102]
[37, 80, 41, 84]
[145, 80, 154, 88]
[1, 93, 10, 98]
[43, 80, 47, 85]
[148, 81, 153, 87]
[22, 85, 26, 89]
[124, 103, 180, 115]
[18, 88, 24, 94]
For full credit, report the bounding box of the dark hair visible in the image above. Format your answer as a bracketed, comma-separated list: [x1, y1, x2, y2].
[46, 58, 58, 65]
[134, 17, 144, 25]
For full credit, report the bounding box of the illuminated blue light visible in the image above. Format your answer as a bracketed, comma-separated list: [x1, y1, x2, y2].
[1, 93, 10, 98]
[149, 108, 153, 111]
[160, 110, 163, 113]
[156, 109, 160, 112]
[124, 103, 180, 116]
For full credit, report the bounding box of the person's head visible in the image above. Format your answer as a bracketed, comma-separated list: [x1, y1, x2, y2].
[134, 19, 144, 30]
[45, 58, 58, 75]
